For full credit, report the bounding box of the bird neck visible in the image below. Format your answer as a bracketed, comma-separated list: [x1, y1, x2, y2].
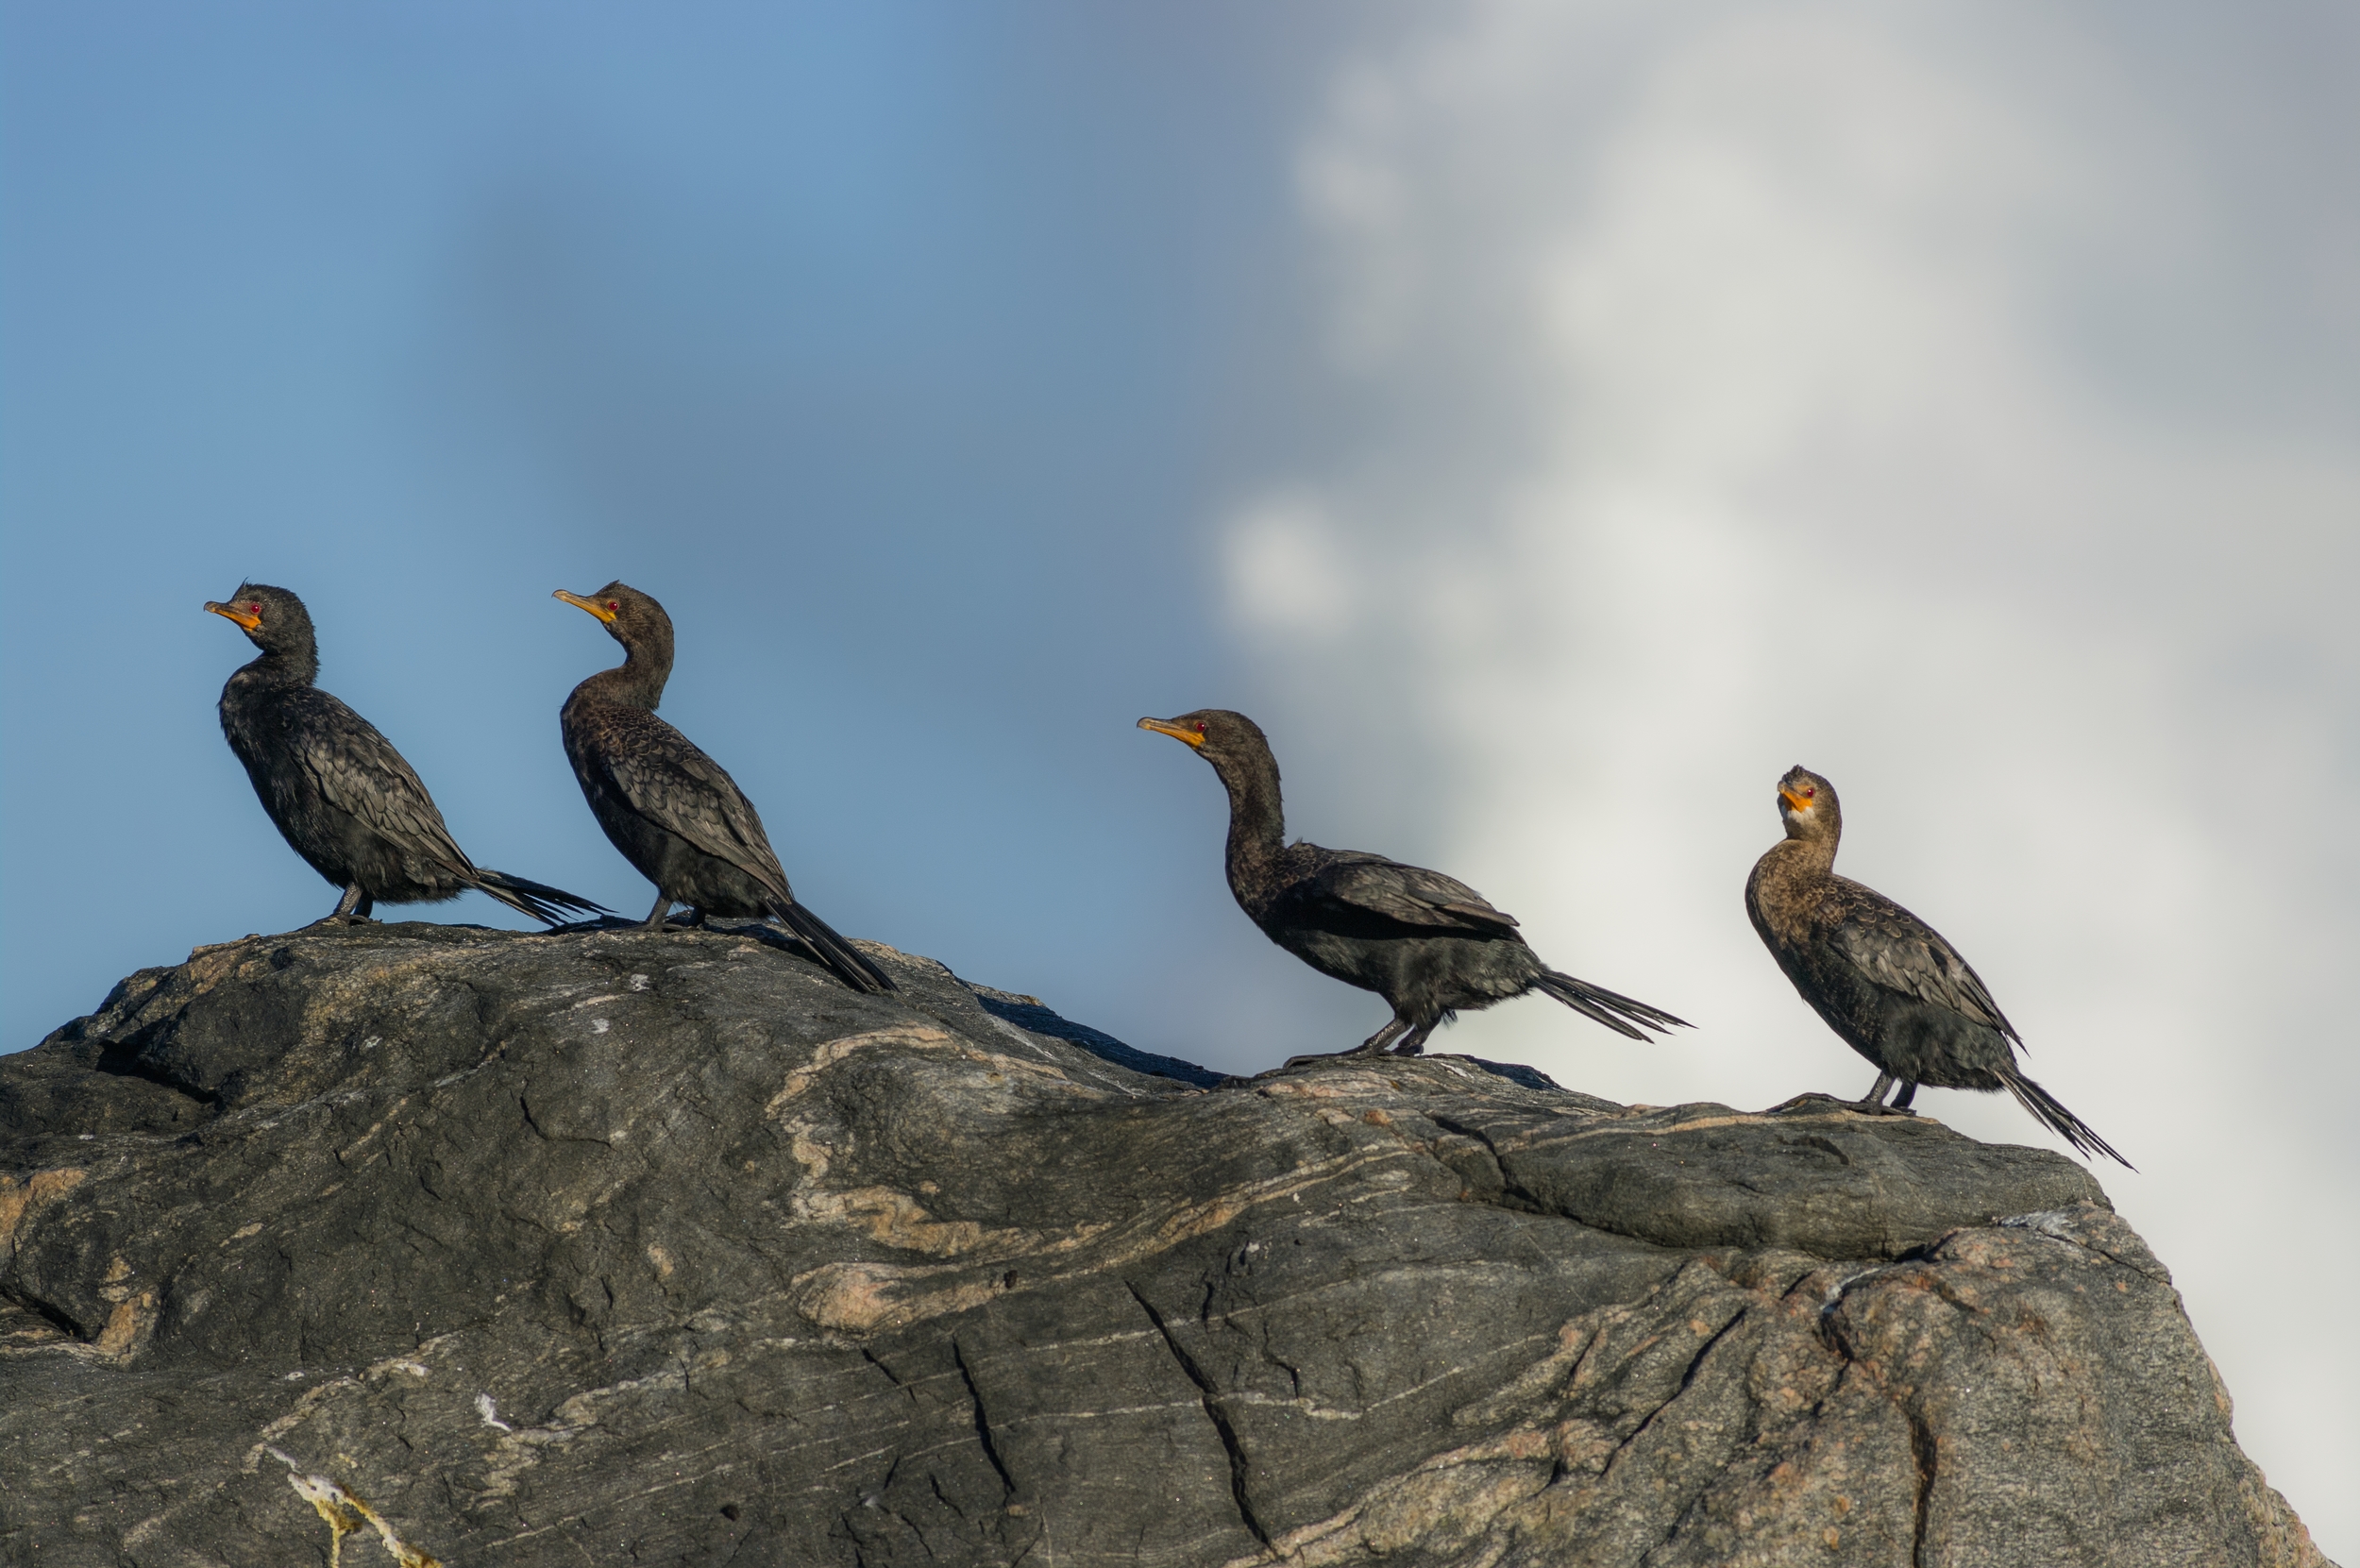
[1748, 839, 1828, 949]
[1216, 754, 1287, 886]
[1766, 831, 1838, 879]
[574, 639, 672, 710]
[236, 644, 318, 688]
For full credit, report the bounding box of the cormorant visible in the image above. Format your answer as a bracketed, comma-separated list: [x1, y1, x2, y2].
[206, 583, 608, 926]
[1138, 709, 1687, 1054]
[553, 582, 893, 994]
[1745, 765, 2130, 1167]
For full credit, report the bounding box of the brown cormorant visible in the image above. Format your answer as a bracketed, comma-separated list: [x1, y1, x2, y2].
[1746, 765, 2129, 1167]
[553, 582, 893, 994]
[206, 583, 608, 926]
[1139, 709, 1687, 1054]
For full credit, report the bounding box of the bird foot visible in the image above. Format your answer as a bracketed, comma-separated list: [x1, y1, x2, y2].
[1272, 1049, 1377, 1071]
[1766, 1092, 1915, 1118]
[310, 914, 376, 929]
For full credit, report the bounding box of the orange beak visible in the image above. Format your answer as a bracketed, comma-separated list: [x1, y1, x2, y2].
[205, 601, 262, 632]
[1138, 717, 1205, 749]
[1778, 788, 1810, 812]
[553, 589, 617, 624]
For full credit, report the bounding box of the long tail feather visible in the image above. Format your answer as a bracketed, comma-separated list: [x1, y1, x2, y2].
[767, 898, 897, 994]
[470, 869, 613, 926]
[1534, 970, 1691, 1040]
[1999, 1068, 2133, 1170]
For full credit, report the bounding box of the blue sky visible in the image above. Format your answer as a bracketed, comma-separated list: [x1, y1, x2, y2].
[2, 3, 1353, 1056]
[6, 2, 2356, 1551]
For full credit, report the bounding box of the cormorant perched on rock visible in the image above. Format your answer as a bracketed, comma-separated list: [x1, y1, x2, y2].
[1746, 765, 2129, 1167]
[1139, 709, 1687, 1055]
[553, 582, 893, 994]
[206, 583, 608, 927]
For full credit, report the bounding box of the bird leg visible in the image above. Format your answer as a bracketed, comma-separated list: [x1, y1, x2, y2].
[1768, 1086, 1913, 1118]
[1389, 1020, 1441, 1056]
[1850, 1072, 1915, 1116]
[1762, 1074, 1919, 1119]
[1276, 1016, 1411, 1070]
[317, 885, 375, 926]
[642, 892, 682, 931]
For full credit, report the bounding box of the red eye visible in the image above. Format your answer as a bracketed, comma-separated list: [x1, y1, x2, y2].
[607, 601, 619, 612]
[1194, 720, 1206, 733]
[1801, 788, 1815, 799]
[249, 603, 261, 614]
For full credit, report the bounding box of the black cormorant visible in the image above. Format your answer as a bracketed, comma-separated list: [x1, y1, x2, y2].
[206, 583, 607, 926]
[1139, 708, 1686, 1055]
[1745, 764, 2129, 1167]
[553, 582, 893, 994]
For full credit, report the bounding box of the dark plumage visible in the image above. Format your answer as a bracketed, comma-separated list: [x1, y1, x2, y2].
[1746, 765, 2129, 1167]
[1139, 709, 1687, 1055]
[206, 583, 608, 926]
[553, 582, 893, 994]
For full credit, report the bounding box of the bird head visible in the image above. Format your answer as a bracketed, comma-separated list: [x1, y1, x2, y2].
[204, 582, 313, 655]
[1137, 709, 1273, 774]
[554, 582, 673, 652]
[1776, 765, 1842, 843]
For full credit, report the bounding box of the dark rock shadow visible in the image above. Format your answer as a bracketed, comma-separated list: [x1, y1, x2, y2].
[967, 987, 1226, 1089]
[1448, 1056, 1563, 1093]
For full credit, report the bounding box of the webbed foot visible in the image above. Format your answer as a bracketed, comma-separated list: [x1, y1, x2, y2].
[1268, 1047, 1379, 1072]
[1766, 1091, 1915, 1118]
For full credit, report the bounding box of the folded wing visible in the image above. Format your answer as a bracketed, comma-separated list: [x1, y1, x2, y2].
[1295, 851, 1526, 935]
[1831, 889, 2020, 1043]
[577, 707, 795, 902]
[291, 691, 478, 878]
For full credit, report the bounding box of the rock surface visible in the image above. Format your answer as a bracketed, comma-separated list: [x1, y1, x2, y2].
[0, 921, 2331, 1567]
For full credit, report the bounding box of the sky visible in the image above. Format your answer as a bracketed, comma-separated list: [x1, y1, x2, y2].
[4, 1, 2355, 1552]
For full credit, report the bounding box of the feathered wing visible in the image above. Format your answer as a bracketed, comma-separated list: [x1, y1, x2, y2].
[1295, 851, 1525, 934]
[287, 690, 478, 876]
[289, 690, 606, 924]
[1290, 850, 1685, 1039]
[576, 707, 795, 899]
[580, 707, 892, 992]
[1789, 877, 2125, 1168]
[1829, 883, 2021, 1044]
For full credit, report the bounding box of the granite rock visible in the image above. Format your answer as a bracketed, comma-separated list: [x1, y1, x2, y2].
[0, 921, 2331, 1566]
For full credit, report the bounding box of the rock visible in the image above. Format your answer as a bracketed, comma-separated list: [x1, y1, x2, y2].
[0, 921, 2331, 1567]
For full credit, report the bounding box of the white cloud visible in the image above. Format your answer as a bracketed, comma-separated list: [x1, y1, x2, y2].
[1229, 0, 2360, 1550]
[1222, 490, 1359, 640]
